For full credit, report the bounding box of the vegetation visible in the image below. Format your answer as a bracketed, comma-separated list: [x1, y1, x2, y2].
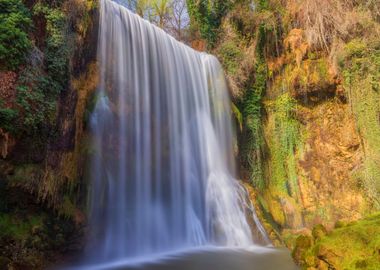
[0, 0, 32, 70]
[203, 0, 380, 256]
[242, 55, 266, 190]
[0, 105, 18, 133]
[124, 0, 190, 40]
[341, 39, 380, 207]
[265, 93, 300, 198]
[293, 213, 380, 269]
[0, 1, 69, 136]
[0, 0, 97, 267]
[217, 40, 243, 74]
[187, 0, 233, 46]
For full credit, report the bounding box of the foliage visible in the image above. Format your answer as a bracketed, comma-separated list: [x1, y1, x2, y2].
[0, 213, 44, 241]
[187, 0, 233, 46]
[294, 213, 380, 269]
[0, 105, 18, 133]
[0, 0, 32, 70]
[265, 93, 300, 197]
[33, 3, 69, 91]
[2, 3, 70, 135]
[242, 52, 267, 190]
[217, 40, 243, 74]
[231, 102, 243, 131]
[15, 69, 57, 133]
[341, 39, 380, 207]
[121, 0, 190, 39]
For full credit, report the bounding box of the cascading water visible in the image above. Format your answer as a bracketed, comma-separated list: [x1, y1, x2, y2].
[85, 0, 268, 265]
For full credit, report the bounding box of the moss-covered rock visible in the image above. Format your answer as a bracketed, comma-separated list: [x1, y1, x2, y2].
[293, 213, 380, 269]
[292, 234, 313, 263]
[311, 224, 327, 240]
[334, 220, 348, 229]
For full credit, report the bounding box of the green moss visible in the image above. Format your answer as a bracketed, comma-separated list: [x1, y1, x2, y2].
[267, 196, 286, 226]
[242, 57, 267, 190]
[231, 102, 243, 131]
[342, 41, 380, 207]
[344, 39, 368, 59]
[294, 213, 380, 269]
[292, 234, 313, 263]
[217, 40, 243, 74]
[312, 224, 327, 240]
[265, 93, 301, 199]
[8, 164, 42, 185]
[0, 213, 44, 241]
[277, 58, 332, 99]
[319, 215, 380, 269]
[58, 195, 77, 219]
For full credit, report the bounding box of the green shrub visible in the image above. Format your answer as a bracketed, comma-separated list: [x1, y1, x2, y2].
[9, 3, 70, 134]
[0, 104, 18, 132]
[187, 0, 233, 46]
[45, 8, 69, 89]
[217, 41, 243, 74]
[0, 0, 32, 70]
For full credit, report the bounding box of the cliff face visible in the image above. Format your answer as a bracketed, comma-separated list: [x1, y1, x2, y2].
[187, 0, 380, 248]
[259, 29, 369, 231]
[0, 0, 98, 268]
[187, 0, 380, 267]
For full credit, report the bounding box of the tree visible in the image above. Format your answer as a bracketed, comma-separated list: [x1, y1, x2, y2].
[167, 0, 189, 39]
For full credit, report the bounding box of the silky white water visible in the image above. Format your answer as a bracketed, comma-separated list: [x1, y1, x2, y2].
[85, 0, 268, 265]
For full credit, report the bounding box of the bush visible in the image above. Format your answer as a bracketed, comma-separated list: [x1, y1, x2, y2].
[33, 3, 69, 92]
[0, 0, 32, 70]
[0, 106, 18, 133]
[187, 0, 233, 46]
[217, 41, 243, 74]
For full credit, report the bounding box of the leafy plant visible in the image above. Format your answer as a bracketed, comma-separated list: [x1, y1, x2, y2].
[0, 105, 18, 133]
[0, 0, 32, 70]
[187, 0, 233, 46]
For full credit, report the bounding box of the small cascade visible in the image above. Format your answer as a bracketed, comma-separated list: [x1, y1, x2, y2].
[85, 0, 268, 264]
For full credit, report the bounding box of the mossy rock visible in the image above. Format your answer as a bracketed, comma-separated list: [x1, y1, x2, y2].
[292, 234, 313, 263]
[267, 196, 286, 227]
[312, 224, 327, 240]
[293, 213, 380, 269]
[314, 243, 343, 268]
[334, 220, 348, 229]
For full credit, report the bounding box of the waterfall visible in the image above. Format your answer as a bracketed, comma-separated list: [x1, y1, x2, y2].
[86, 0, 267, 264]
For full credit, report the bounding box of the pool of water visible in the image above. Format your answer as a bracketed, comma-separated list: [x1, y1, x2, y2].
[65, 246, 298, 270]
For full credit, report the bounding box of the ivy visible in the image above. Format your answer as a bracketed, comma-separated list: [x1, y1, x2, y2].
[187, 0, 233, 46]
[242, 56, 267, 190]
